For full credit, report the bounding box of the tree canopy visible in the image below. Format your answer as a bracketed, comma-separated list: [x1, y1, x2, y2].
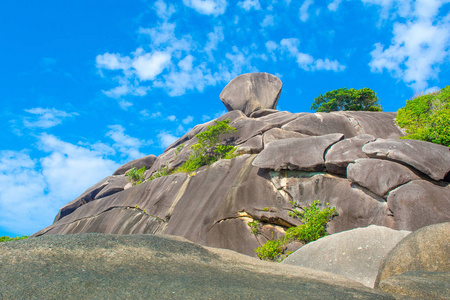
[395, 86, 450, 147]
[310, 87, 382, 112]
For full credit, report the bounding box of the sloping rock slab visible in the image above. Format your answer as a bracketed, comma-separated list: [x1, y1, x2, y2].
[347, 158, 420, 197]
[113, 154, 157, 175]
[253, 133, 344, 171]
[377, 271, 450, 299]
[249, 108, 279, 118]
[220, 72, 282, 116]
[282, 113, 358, 138]
[336, 111, 404, 139]
[375, 222, 450, 287]
[325, 135, 375, 175]
[0, 234, 395, 300]
[53, 175, 128, 222]
[362, 138, 450, 181]
[281, 225, 411, 288]
[386, 181, 450, 231]
[263, 128, 309, 146]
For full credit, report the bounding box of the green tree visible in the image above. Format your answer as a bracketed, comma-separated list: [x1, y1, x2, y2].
[311, 87, 382, 112]
[395, 86, 450, 147]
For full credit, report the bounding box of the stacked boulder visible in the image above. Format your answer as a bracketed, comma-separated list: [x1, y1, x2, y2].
[32, 73, 450, 260]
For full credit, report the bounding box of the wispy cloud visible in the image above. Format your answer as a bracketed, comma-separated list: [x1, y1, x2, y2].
[182, 0, 227, 16]
[182, 115, 194, 124]
[23, 108, 78, 129]
[367, 0, 450, 91]
[299, 0, 314, 22]
[157, 131, 179, 148]
[106, 125, 151, 160]
[238, 0, 261, 11]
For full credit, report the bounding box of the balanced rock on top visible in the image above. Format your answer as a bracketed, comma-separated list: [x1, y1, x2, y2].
[219, 72, 282, 116]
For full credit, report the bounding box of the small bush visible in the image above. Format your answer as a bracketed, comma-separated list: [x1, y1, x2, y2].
[125, 167, 146, 185]
[395, 86, 450, 147]
[247, 220, 260, 235]
[149, 164, 170, 181]
[254, 200, 338, 261]
[0, 236, 28, 243]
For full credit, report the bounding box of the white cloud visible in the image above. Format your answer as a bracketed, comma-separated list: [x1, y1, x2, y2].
[105, 125, 150, 160]
[370, 20, 450, 91]
[157, 132, 179, 148]
[140, 110, 162, 118]
[118, 100, 133, 110]
[0, 137, 120, 235]
[182, 115, 194, 124]
[299, 0, 314, 22]
[178, 55, 194, 71]
[132, 51, 172, 81]
[328, 0, 342, 11]
[23, 108, 78, 129]
[182, 0, 227, 16]
[154, 0, 176, 20]
[202, 115, 211, 121]
[96, 53, 131, 70]
[167, 115, 177, 121]
[261, 15, 275, 27]
[205, 26, 224, 57]
[238, 0, 261, 11]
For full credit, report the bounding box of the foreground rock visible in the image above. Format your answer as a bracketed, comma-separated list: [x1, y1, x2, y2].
[0, 233, 395, 300]
[375, 222, 450, 286]
[281, 225, 411, 288]
[219, 72, 282, 116]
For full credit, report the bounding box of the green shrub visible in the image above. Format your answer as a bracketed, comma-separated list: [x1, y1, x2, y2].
[0, 236, 28, 243]
[311, 87, 382, 112]
[395, 86, 450, 147]
[247, 220, 260, 235]
[254, 239, 283, 261]
[125, 167, 146, 185]
[176, 119, 237, 173]
[149, 164, 170, 181]
[254, 200, 338, 261]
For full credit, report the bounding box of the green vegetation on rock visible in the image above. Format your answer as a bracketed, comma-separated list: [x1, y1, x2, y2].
[254, 200, 338, 262]
[125, 167, 146, 185]
[395, 86, 450, 147]
[0, 236, 28, 243]
[311, 87, 382, 112]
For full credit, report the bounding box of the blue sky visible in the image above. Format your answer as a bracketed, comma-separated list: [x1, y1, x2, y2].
[1, 0, 449, 237]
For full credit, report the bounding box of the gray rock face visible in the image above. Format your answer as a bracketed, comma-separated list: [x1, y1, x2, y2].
[325, 135, 375, 175]
[0, 233, 395, 300]
[220, 72, 282, 116]
[282, 113, 358, 138]
[281, 225, 411, 287]
[262, 128, 309, 146]
[375, 222, 450, 287]
[377, 271, 450, 299]
[347, 159, 420, 197]
[335, 111, 404, 139]
[53, 175, 128, 222]
[386, 181, 450, 231]
[113, 154, 157, 175]
[252, 134, 344, 171]
[362, 138, 450, 181]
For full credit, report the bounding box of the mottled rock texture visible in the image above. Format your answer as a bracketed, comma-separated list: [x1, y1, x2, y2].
[281, 225, 411, 288]
[0, 233, 395, 300]
[220, 72, 282, 116]
[113, 154, 157, 175]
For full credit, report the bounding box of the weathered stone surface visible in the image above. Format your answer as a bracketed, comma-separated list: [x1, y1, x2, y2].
[282, 113, 358, 138]
[235, 135, 263, 154]
[377, 271, 450, 299]
[249, 108, 279, 118]
[347, 159, 420, 197]
[325, 135, 375, 175]
[112, 154, 157, 175]
[0, 234, 395, 300]
[387, 181, 450, 231]
[269, 171, 396, 234]
[257, 111, 301, 128]
[282, 225, 411, 287]
[220, 72, 282, 116]
[362, 138, 450, 181]
[335, 111, 404, 139]
[375, 222, 450, 287]
[53, 175, 128, 222]
[263, 128, 309, 146]
[224, 117, 273, 145]
[253, 134, 344, 171]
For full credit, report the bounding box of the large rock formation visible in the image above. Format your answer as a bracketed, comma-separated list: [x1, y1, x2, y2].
[33, 73, 450, 262]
